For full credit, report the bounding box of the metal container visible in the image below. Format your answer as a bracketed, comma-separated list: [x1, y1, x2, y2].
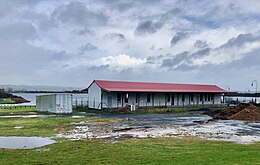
[36, 94, 72, 114]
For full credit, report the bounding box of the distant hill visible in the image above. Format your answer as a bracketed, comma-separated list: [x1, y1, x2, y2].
[0, 91, 13, 98]
[0, 85, 82, 92]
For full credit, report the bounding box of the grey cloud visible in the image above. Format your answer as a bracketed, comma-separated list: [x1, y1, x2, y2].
[52, 1, 108, 27]
[195, 48, 260, 88]
[104, 1, 135, 12]
[194, 40, 209, 49]
[79, 43, 98, 52]
[161, 33, 260, 71]
[230, 48, 260, 68]
[146, 54, 164, 64]
[147, 48, 210, 71]
[89, 64, 110, 71]
[96, 0, 161, 11]
[0, 0, 41, 17]
[134, 20, 163, 36]
[0, 22, 37, 41]
[160, 8, 182, 21]
[190, 48, 210, 59]
[149, 45, 155, 50]
[105, 33, 126, 42]
[219, 33, 260, 49]
[161, 51, 189, 68]
[0, 38, 70, 85]
[72, 28, 95, 36]
[1, 0, 260, 89]
[182, 1, 260, 29]
[157, 33, 260, 71]
[116, 2, 135, 12]
[175, 63, 198, 71]
[171, 32, 188, 47]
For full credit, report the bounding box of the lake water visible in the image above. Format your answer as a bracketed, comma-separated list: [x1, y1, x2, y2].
[0, 136, 55, 149]
[10, 93, 88, 106]
[228, 96, 260, 103]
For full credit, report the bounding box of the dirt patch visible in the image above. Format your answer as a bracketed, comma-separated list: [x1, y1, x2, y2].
[205, 103, 260, 121]
[229, 108, 260, 121]
[11, 97, 30, 104]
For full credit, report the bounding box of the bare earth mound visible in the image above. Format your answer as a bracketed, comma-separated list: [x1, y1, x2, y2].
[205, 103, 260, 121]
[229, 106, 260, 121]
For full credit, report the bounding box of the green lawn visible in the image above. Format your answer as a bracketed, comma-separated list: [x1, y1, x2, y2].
[0, 117, 115, 136]
[0, 138, 260, 165]
[0, 106, 36, 115]
[74, 106, 197, 115]
[0, 98, 15, 104]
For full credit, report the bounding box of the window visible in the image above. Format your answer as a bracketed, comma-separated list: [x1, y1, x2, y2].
[208, 94, 212, 101]
[147, 93, 151, 102]
[167, 94, 170, 102]
[117, 93, 121, 102]
[136, 94, 139, 103]
[182, 94, 185, 102]
[171, 94, 174, 105]
[177, 94, 179, 105]
[205, 94, 211, 101]
[200, 94, 203, 101]
[125, 93, 128, 103]
[190, 94, 194, 102]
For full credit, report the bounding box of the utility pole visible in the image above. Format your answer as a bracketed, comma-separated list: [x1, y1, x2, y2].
[251, 80, 258, 103]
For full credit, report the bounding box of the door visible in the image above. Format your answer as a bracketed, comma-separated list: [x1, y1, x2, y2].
[107, 96, 112, 108]
[136, 94, 140, 106]
[196, 96, 200, 105]
[171, 94, 174, 105]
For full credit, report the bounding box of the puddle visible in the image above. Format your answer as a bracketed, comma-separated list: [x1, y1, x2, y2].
[0, 136, 55, 149]
[0, 115, 88, 118]
[0, 115, 59, 118]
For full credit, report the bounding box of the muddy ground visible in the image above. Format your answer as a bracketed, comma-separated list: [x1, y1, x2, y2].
[57, 112, 260, 144]
[2, 104, 260, 144]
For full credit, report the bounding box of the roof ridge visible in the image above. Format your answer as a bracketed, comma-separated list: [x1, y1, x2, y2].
[94, 79, 216, 86]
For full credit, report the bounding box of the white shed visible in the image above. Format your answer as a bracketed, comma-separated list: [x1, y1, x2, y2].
[36, 94, 72, 114]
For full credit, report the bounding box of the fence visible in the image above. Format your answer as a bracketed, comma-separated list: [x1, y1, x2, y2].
[72, 97, 89, 107]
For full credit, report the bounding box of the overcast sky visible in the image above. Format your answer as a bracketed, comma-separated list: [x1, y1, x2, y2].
[1, 0, 260, 91]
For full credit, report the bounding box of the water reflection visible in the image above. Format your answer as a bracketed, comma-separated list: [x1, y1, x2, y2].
[0, 136, 55, 149]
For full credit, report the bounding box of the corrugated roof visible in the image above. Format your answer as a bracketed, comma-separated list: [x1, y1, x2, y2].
[84, 80, 228, 93]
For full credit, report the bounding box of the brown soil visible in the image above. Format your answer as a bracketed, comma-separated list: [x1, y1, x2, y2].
[205, 103, 260, 121]
[11, 97, 30, 104]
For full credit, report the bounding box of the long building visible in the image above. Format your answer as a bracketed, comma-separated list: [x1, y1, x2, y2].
[84, 80, 228, 109]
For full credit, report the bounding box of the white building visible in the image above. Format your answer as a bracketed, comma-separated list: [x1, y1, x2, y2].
[36, 94, 72, 114]
[84, 80, 228, 110]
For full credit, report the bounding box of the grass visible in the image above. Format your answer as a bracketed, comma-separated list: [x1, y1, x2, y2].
[0, 138, 260, 164]
[0, 106, 36, 115]
[73, 106, 209, 115]
[0, 117, 116, 136]
[0, 98, 15, 104]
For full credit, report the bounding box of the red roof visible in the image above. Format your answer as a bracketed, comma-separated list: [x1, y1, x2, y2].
[84, 80, 228, 93]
